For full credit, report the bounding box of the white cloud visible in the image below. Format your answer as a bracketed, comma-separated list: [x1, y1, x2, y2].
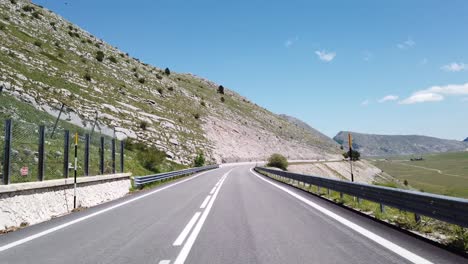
[397, 38, 415, 49]
[315, 50, 336, 62]
[361, 99, 370, 106]
[284, 36, 298, 48]
[399, 83, 468, 104]
[441, 62, 466, 72]
[378, 95, 399, 103]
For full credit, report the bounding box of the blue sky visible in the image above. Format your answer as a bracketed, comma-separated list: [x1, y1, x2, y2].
[35, 0, 468, 140]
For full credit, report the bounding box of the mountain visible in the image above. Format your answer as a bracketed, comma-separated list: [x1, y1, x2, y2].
[464, 138, 468, 142]
[279, 114, 339, 148]
[0, 0, 342, 165]
[334, 131, 468, 157]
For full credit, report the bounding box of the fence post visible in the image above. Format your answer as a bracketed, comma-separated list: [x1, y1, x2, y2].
[38, 125, 45, 181]
[120, 140, 124, 173]
[2, 119, 12, 185]
[111, 138, 116, 174]
[84, 134, 90, 176]
[99, 136, 104, 175]
[414, 213, 421, 223]
[63, 130, 70, 178]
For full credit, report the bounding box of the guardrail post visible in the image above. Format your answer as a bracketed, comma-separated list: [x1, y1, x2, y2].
[99, 136, 104, 175]
[63, 130, 70, 178]
[2, 119, 12, 185]
[357, 197, 362, 205]
[414, 213, 421, 223]
[84, 134, 89, 176]
[38, 125, 45, 181]
[327, 188, 330, 197]
[340, 192, 344, 200]
[111, 138, 116, 174]
[317, 186, 321, 195]
[380, 203, 386, 214]
[120, 140, 124, 173]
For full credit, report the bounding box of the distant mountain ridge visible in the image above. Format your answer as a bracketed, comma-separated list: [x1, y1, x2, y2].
[334, 131, 468, 157]
[464, 137, 468, 142]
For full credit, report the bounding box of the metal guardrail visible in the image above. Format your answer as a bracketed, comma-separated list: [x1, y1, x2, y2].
[133, 165, 219, 188]
[255, 167, 468, 228]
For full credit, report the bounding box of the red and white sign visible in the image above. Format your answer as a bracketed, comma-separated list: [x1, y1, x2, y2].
[20, 167, 29, 177]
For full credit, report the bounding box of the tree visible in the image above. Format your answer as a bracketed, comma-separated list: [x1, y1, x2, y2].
[267, 153, 288, 170]
[404, 179, 409, 186]
[164, 67, 171, 75]
[343, 149, 360, 161]
[194, 152, 205, 167]
[217, 85, 224, 94]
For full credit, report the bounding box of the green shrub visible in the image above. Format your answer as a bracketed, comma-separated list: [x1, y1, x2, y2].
[135, 144, 166, 173]
[193, 113, 200, 119]
[32, 11, 41, 19]
[138, 78, 145, 84]
[343, 149, 361, 161]
[33, 40, 42, 47]
[0, 23, 5, 31]
[22, 5, 34, 12]
[96, 51, 105, 62]
[220, 96, 225, 103]
[267, 153, 288, 170]
[200, 101, 206, 107]
[167, 86, 174, 91]
[164, 67, 171, 75]
[84, 72, 91, 81]
[108, 56, 117, 63]
[10, 0, 17, 5]
[139, 121, 148, 130]
[194, 152, 205, 167]
[217, 85, 224, 94]
[157, 88, 163, 94]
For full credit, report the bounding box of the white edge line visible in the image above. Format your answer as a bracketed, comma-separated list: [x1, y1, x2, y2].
[249, 168, 433, 264]
[173, 212, 202, 246]
[173, 169, 232, 264]
[200, 195, 211, 209]
[0, 169, 218, 252]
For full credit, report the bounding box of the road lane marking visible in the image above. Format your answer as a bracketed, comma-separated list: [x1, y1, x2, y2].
[173, 169, 232, 264]
[200, 195, 211, 209]
[250, 168, 433, 264]
[0, 169, 220, 253]
[159, 260, 171, 264]
[209, 186, 216, 195]
[173, 212, 202, 246]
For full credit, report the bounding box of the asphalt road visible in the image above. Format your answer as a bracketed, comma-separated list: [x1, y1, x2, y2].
[0, 165, 466, 264]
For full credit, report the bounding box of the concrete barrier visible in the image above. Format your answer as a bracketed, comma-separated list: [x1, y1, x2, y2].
[0, 173, 131, 232]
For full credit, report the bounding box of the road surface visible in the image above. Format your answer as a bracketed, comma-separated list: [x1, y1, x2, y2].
[0, 165, 466, 264]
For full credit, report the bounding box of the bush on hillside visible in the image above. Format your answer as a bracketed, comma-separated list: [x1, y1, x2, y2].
[22, 5, 34, 12]
[343, 149, 361, 161]
[220, 96, 225, 103]
[84, 72, 91, 81]
[108, 56, 117, 63]
[164, 67, 171, 75]
[194, 152, 205, 167]
[267, 153, 288, 170]
[125, 139, 167, 173]
[217, 85, 224, 94]
[138, 78, 146, 84]
[33, 40, 42, 47]
[96, 51, 105, 62]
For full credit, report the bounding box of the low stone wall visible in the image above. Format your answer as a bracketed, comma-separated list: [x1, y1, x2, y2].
[0, 173, 131, 231]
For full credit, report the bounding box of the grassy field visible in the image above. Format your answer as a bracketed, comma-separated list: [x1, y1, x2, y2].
[369, 152, 468, 198]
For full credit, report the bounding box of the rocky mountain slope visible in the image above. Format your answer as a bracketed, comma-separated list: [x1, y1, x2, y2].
[334, 131, 468, 157]
[0, 0, 342, 165]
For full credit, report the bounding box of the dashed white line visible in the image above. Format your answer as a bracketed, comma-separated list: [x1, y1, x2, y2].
[0, 169, 218, 253]
[159, 260, 171, 264]
[173, 212, 202, 246]
[173, 169, 232, 264]
[250, 168, 433, 264]
[200, 195, 211, 209]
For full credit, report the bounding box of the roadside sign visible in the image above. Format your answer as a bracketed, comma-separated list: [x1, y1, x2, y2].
[20, 166, 29, 177]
